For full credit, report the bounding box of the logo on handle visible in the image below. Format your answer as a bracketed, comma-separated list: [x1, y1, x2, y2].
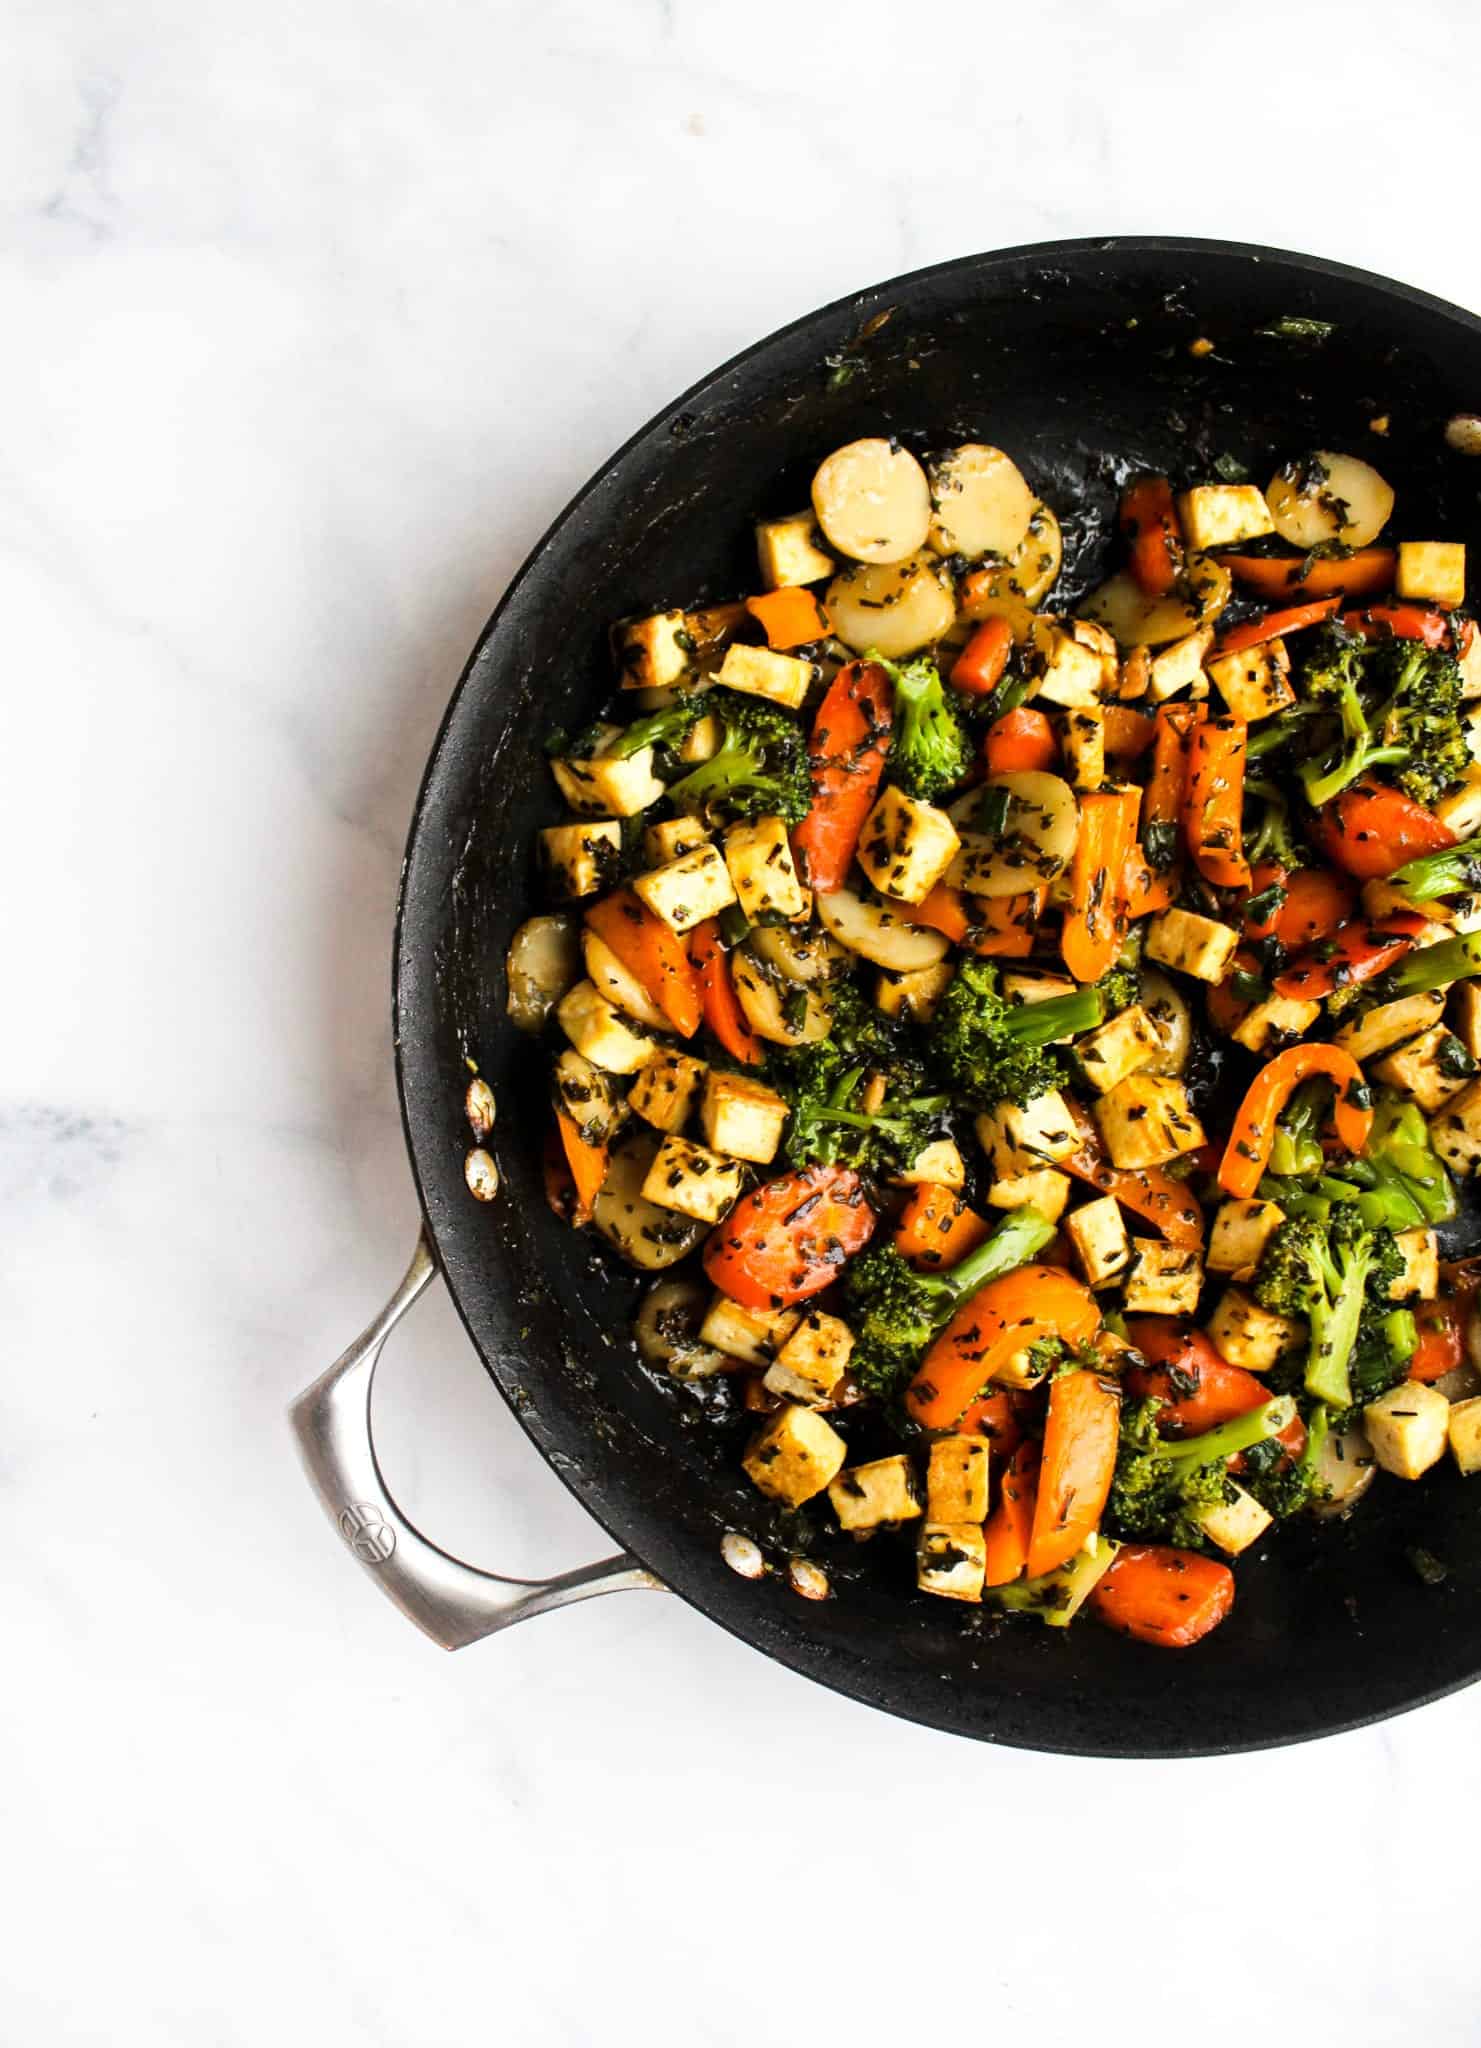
[339, 1501, 397, 1565]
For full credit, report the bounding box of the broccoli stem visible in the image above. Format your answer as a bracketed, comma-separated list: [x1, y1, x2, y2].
[1157, 1395, 1298, 1469]
[927, 1205, 1058, 1314]
[1003, 988, 1105, 1045]
[1389, 832, 1481, 903]
[606, 693, 706, 760]
[1299, 1400, 1330, 1480]
[1387, 927, 1481, 996]
[1306, 1247, 1373, 1407]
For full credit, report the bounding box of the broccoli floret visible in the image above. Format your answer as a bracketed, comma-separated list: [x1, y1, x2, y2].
[782, 1063, 949, 1175]
[668, 688, 809, 824]
[928, 956, 1106, 1110]
[872, 651, 972, 801]
[1239, 1404, 1329, 1519]
[1389, 829, 1481, 904]
[844, 1206, 1059, 1401]
[1294, 627, 1470, 809]
[605, 691, 709, 762]
[1106, 1392, 1298, 1548]
[1250, 1206, 1404, 1407]
[1094, 967, 1141, 1016]
[1243, 778, 1304, 871]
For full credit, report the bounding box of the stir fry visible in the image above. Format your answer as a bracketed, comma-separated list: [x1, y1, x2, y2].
[498, 435, 1481, 1647]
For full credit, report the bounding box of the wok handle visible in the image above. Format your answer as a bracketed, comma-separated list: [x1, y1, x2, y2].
[288, 1227, 662, 1649]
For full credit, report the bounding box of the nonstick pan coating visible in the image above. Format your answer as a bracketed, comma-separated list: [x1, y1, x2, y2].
[395, 239, 1481, 1755]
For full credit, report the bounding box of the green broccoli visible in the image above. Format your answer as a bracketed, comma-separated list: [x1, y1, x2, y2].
[843, 1206, 1058, 1400]
[1389, 830, 1481, 904]
[668, 688, 810, 824]
[782, 1063, 950, 1176]
[1106, 1392, 1299, 1548]
[872, 651, 972, 801]
[605, 691, 709, 761]
[1294, 626, 1470, 809]
[1239, 1402, 1330, 1519]
[1263, 1091, 1456, 1229]
[1385, 925, 1481, 998]
[1250, 1206, 1405, 1407]
[929, 956, 1106, 1110]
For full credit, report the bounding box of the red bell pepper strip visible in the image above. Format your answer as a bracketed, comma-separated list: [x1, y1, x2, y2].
[1273, 912, 1427, 1002]
[951, 615, 1014, 696]
[688, 919, 765, 1067]
[1214, 598, 1340, 654]
[1121, 476, 1182, 598]
[1217, 1043, 1373, 1199]
[1311, 779, 1456, 880]
[1089, 1544, 1235, 1647]
[1409, 1300, 1464, 1383]
[790, 660, 893, 892]
[703, 1165, 876, 1311]
[1185, 717, 1251, 888]
[1340, 604, 1462, 649]
[982, 1439, 1039, 1586]
[1217, 547, 1395, 603]
[1062, 787, 1140, 983]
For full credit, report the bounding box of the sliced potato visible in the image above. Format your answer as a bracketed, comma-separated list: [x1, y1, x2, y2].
[582, 929, 669, 1031]
[552, 1047, 627, 1146]
[826, 552, 957, 659]
[505, 914, 582, 1032]
[730, 946, 834, 1045]
[960, 500, 1063, 612]
[812, 438, 931, 565]
[634, 1277, 732, 1379]
[927, 443, 1035, 562]
[592, 1133, 707, 1271]
[1079, 553, 1232, 649]
[1138, 968, 1191, 1076]
[1265, 451, 1394, 550]
[1309, 1418, 1378, 1520]
[946, 772, 1079, 898]
[815, 886, 950, 972]
[749, 920, 851, 984]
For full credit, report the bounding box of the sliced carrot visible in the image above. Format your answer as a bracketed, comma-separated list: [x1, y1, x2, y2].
[1121, 476, 1182, 598]
[1204, 947, 1257, 1039]
[791, 660, 893, 892]
[586, 888, 702, 1036]
[542, 1125, 579, 1224]
[951, 615, 1015, 696]
[1104, 705, 1156, 761]
[1273, 912, 1426, 1002]
[1214, 597, 1340, 653]
[1126, 1319, 1306, 1464]
[744, 586, 830, 650]
[906, 1266, 1100, 1430]
[689, 920, 765, 1066]
[1143, 702, 1203, 856]
[983, 1440, 1039, 1586]
[1025, 1368, 1121, 1578]
[1122, 843, 1175, 918]
[1311, 779, 1455, 880]
[1217, 547, 1395, 602]
[1218, 1042, 1373, 1199]
[556, 1108, 608, 1223]
[1062, 786, 1139, 983]
[892, 1184, 992, 1271]
[1089, 1544, 1235, 1647]
[703, 1165, 875, 1311]
[891, 883, 1044, 959]
[1185, 717, 1251, 888]
[1243, 861, 1356, 948]
[982, 705, 1056, 775]
[1410, 1300, 1464, 1383]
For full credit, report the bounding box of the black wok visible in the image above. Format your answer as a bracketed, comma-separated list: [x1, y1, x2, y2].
[304, 239, 1481, 1756]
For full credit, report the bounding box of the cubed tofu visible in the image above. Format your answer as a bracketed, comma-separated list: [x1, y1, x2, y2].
[855, 786, 961, 905]
[1065, 1195, 1132, 1289]
[1207, 1198, 1286, 1275]
[1334, 990, 1446, 1063]
[715, 641, 813, 711]
[1431, 1077, 1481, 1176]
[632, 841, 737, 934]
[1454, 983, 1481, 1061]
[1032, 623, 1105, 709]
[643, 817, 710, 865]
[926, 1437, 991, 1523]
[743, 1403, 848, 1506]
[1147, 625, 1214, 702]
[978, 1089, 1081, 1172]
[985, 1166, 1072, 1224]
[1363, 1381, 1450, 1481]
[828, 1453, 923, 1531]
[628, 1048, 708, 1134]
[893, 1136, 966, 1190]
[1231, 994, 1322, 1054]
[639, 1135, 745, 1224]
[678, 713, 722, 765]
[1122, 1240, 1204, 1316]
[1389, 1226, 1439, 1302]
[1396, 540, 1466, 609]
[1206, 1287, 1304, 1372]
[556, 980, 658, 1074]
[916, 1523, 988, 1603]
[1075, 1003, 1161, 1094]
[1206, 639, 1296, 723]
[756, 509, 835, 590]
[538, 820, 622, 900]
[700, 1070, 788, 1163]
[1373, 1024, 1474, 1115]
[875, 960, 955, 1023]
[1192, 1482, 1272, 1557]
[723, 814, 808, 922]
[1448, 1395, 1481, 1475]
[1061, 706, 1105, 789]
[616, 611, 693, 690]
[699, 1294, 799, 1368]
[1093, 1073, 1205, 1171]
[765, 1309, 855, 1406]
[1436, 773, 1481, 841]
[1177, 483, 1275, 551]
[1461, 628, 1481, 702]
[550, 738, 666, 819]
[1145, 907, 1240, 984]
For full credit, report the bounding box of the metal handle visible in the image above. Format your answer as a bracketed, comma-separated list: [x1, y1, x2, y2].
[289, 1228, 662, 1649]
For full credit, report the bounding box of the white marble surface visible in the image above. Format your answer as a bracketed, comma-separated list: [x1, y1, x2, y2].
[8, 3, 1481, 2041]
